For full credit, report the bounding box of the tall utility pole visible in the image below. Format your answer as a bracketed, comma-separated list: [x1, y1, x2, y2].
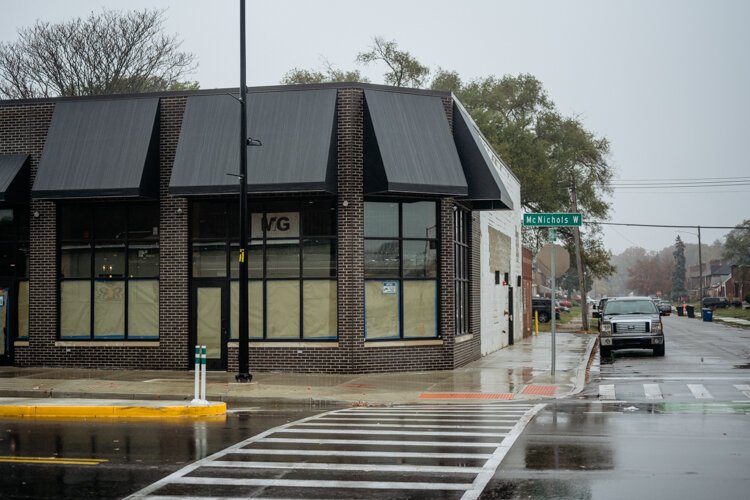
[697, 226, 703, 303]
[571, 177, 589, 330]
[236, 0, 251, 383]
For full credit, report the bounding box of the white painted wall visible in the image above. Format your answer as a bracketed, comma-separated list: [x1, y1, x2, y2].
[479, 158, 523, 356]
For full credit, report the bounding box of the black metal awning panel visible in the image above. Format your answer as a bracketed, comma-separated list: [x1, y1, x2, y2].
[32, 98, 160, 199]
[363, 89, 467, 196]
[452, 98, 514, 210]
[169, 89, 337, 195]
[0, 154, 30, 202]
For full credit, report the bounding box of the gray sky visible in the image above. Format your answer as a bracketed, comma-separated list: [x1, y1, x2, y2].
[2, 0, 748, 255]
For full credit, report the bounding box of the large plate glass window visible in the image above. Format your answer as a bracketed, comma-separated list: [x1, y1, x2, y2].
[364, 200, 438, 340]
[58, 204, 159, 340]
[192, 198, 337, 341]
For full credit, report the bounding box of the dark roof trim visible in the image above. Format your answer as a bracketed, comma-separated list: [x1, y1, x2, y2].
[0, 154, 30, 202]
[363, 89, 468, 197]
[31, 98, 160, 200]
[452, 98, 514, 211]
[0, 82, 451, 106]
[170, 89, 337, 196]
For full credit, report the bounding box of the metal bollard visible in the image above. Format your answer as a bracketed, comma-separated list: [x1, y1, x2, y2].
[200, 345, 207, 403]
[534, 310, 539, 336]
[191, 345, 201, 404]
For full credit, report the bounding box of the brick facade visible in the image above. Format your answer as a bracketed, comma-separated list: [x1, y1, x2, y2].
[0, 84, 497, 374]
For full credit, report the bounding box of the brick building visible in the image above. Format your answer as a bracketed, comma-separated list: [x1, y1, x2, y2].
[0, 83, 521, 373]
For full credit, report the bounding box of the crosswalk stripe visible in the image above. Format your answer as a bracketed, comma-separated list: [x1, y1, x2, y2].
[599, 384, 616, 400]
[209, 460, 485, 474]
[643, 384, 663, 400]
[315, 416, 520, 423]
[226, 449, 492, 459]
[328, 411, 527, 417]
[734, 384, 750, 399]
[278, 428, 505, 437]
[170, 476, 472, 490]
[687, 384, 713, 399]
[295, 422, 514, 430]
[259, 437, 503, 447]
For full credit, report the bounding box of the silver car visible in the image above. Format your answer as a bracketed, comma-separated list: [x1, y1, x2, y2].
[599, 296, 665, 357]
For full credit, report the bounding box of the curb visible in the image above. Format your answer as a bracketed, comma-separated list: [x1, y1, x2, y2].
[0, 401, 226, 419]
[568, 335, 598, 397]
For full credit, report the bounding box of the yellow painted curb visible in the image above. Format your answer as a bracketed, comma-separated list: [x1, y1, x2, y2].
[0, 402, 226, 419]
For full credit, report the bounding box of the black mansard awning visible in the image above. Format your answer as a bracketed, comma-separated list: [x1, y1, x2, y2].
[169, 89, 337, 195]
[0, 154, 30, 202]
[363, 89, 468, 196]
[32, 98, 160, 199]
[452, 99, 514, 211]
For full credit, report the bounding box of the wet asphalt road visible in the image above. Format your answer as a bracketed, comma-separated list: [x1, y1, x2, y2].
[0, 315, 748, 499]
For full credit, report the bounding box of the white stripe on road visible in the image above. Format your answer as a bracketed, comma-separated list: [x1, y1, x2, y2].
[295, 422, 514, 430]
[228, 449, 492, 459]
[259, 437, 503, 447]
[599, 384, 616, 400]
[209, 460, 484, 474]
[327, 411, 527, 417]
[602, 376, 750, 381]
[461, 404, 546, 500]
[277, 428, 504, 437]
[316, 416, 520, 423]
[643, 384, 663, 400]
[734, 385, 750, 399]
[687, 384, 713, 399]
[170, 476, 471, 491]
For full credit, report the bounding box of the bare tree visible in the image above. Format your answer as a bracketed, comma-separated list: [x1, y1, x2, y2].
[356, 36, 429, 88]
[0, 8, 197, 99]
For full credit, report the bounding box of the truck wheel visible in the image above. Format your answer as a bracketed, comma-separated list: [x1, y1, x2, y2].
[538, 311, 550, 323]
[600, 346, 611, 359]
[653, 345, 665, 357]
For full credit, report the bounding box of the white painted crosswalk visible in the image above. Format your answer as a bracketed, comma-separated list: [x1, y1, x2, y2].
[126, 402, 544, 500]
[598, 382, 750, 401]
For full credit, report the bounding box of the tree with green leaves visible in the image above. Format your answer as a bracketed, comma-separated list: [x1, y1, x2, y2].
[723, 219, 750, 266]
[671, 235, 688, 300]
[0, 9, 197, 98]
[280, 60, 369, 85]
[280, 40, 617, 310]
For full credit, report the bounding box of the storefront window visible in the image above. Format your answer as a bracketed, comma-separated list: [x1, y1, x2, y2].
[364, 200, 438, 339]
[455, 207, 470, 335]
[0, 206, 29, 342]
[59, 204, 159, 340]
[194, 198, 337, 341]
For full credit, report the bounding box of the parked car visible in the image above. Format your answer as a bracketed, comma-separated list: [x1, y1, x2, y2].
[559, 300, 573, 309]
[657, 300, 672, 315]
[532, 298, 561, 323]
[599, 296, 665, 357]
[701, 297, 729, 309]
[556, 300, 571, 313]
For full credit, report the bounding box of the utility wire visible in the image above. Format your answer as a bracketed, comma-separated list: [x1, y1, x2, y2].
[584, 221, 750, 230]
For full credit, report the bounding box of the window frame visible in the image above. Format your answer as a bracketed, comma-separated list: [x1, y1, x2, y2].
[57, 203, 160, 340]
[364, 199, 440, 340]
[454, 206, 470, 336]
[190, 198, 337, 341]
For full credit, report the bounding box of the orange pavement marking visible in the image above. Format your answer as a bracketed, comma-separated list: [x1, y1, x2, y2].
[521, 385, 557, 396]
[418, 393, 514, 400]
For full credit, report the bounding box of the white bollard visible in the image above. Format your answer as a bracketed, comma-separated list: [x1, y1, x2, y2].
[200, 345, 207, 403]
[191, 345, 201, 405]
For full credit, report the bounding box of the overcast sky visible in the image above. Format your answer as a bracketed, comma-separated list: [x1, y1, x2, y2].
[2, 0, 748, 255]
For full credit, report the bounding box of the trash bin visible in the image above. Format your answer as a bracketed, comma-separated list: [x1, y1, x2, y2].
[686, 305, 695, 318]
[702, 308, 713, 322]
[676, 306, 684, 317]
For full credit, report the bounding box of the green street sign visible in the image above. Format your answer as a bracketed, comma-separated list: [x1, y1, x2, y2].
[523, 213, 582, 227]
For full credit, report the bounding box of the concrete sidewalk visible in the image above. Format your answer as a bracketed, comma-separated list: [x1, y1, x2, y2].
[0, 331, 596, 418]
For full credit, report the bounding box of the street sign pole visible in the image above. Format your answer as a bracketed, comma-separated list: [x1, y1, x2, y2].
[549, 229, 556, 375]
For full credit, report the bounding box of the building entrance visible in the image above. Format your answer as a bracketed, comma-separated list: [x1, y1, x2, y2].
[191, 282, 228, 370]
[0, 283, 11, 365]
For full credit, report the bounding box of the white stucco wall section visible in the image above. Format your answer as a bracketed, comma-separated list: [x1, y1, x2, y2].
[479, 159, 522, 356]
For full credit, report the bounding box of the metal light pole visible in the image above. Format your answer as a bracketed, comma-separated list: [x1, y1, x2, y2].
[236, 0, 251, 383]
[697, 225, 703, 303]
